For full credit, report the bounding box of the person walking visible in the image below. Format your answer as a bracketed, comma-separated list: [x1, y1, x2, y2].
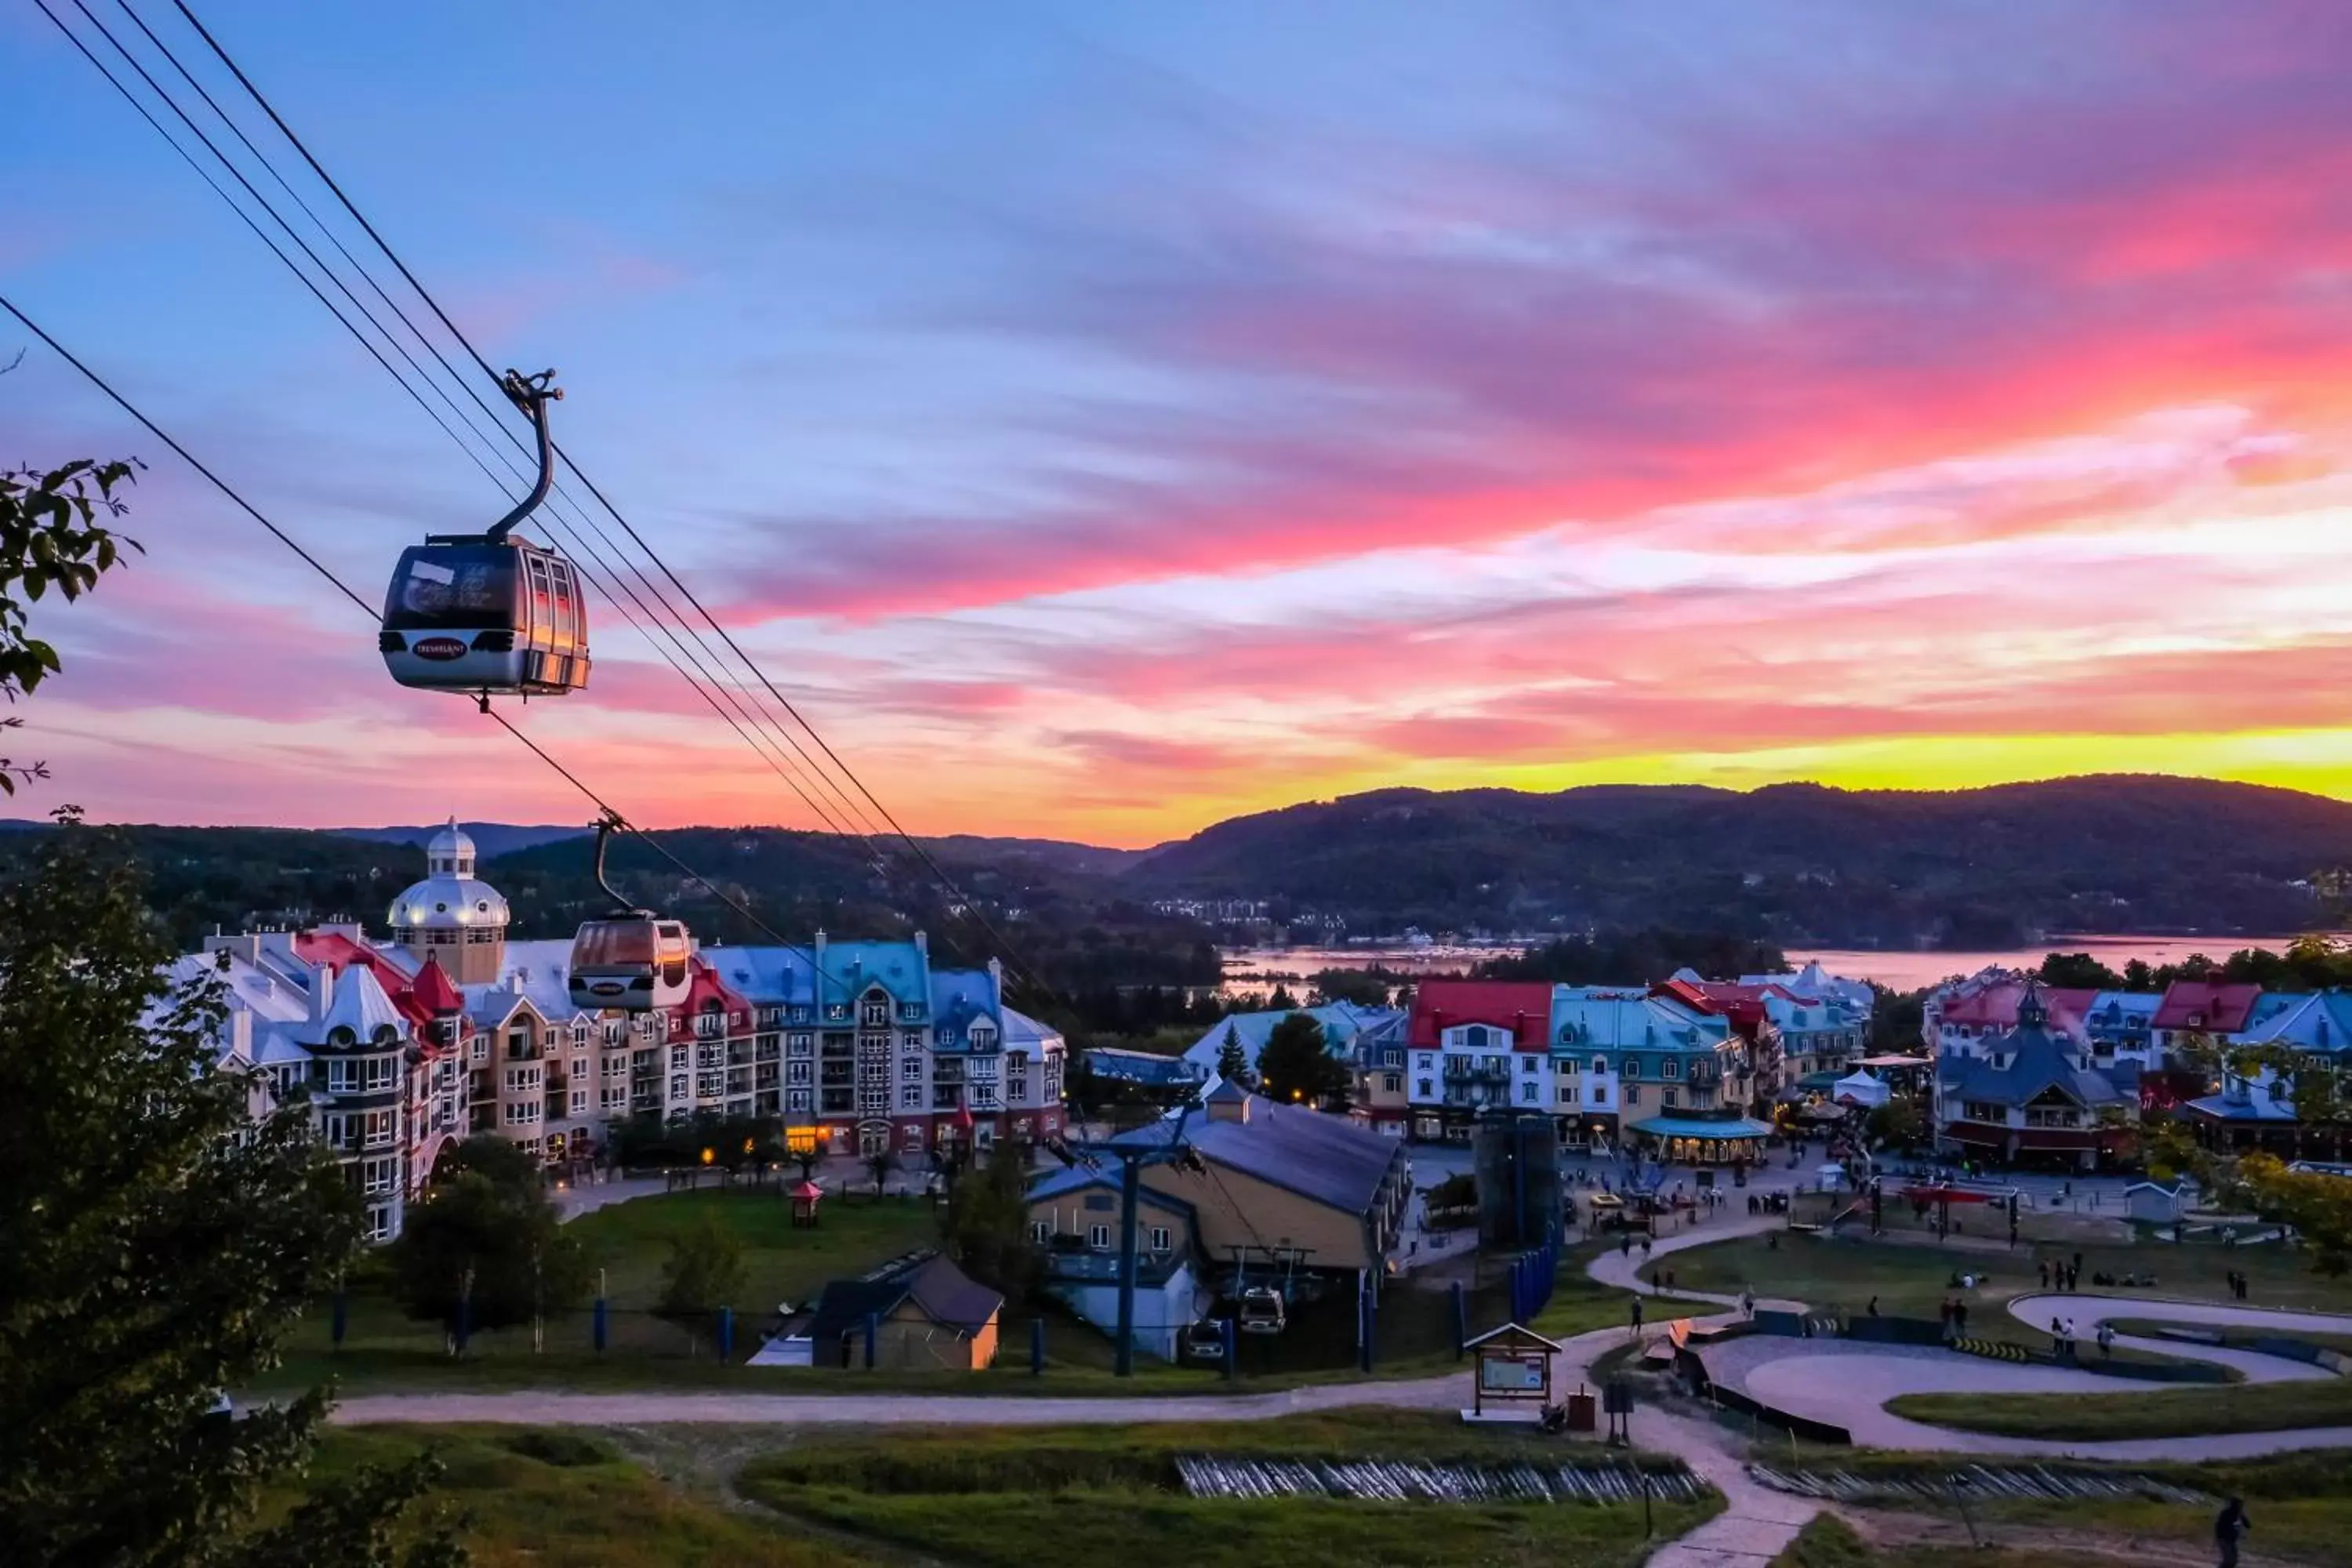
[1953, 1298, 1969, 1334]
[1740, 1288, 1756, 1320]
[2215, 1497, 2252, 1568]
[1629, 1295, 1646, 1338]
[2038, 1260, 2050, 1290]
[1867, 1295, 1880, 1317]
[2096, 1321, 2115, 1359]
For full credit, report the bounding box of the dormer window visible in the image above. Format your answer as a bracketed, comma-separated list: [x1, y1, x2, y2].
[860, 992, 891, 1028]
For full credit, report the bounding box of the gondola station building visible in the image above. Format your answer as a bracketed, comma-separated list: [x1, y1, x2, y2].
[186, 821, 1065, 1242]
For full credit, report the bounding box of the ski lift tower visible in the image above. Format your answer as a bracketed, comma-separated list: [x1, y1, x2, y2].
[1044, 1103, 1204, 1377]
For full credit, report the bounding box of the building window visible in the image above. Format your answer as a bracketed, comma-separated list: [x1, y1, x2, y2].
[670, 1074, 688, 1101]
[470, 1036, 489, 1064]
[1661, 1088, 1677, 1109]
[787, 1088, 812, 1113]
[1417, 1079, 1433, 1098]
[1030, 1221, 1051, 1244]
[1623, 1085, 1640, 1107]
[901, 1085, 921, 1109]
[363, 1205, 393, 1244]
[1662, 1058, 1679, 1078]
[669, 1045, 688, 1071]
[1519, 1055, 1538, 1075]
[1417, 1053, 1435, 1071]
[569, 1088, 588, 1116]
[1621, 1058, 1640, 1079]
[1149, 1225, 1171, 1253]
[1520, 1081, 1538, 1103]
[1383, 1073, 1401, 1092]
[902, 1055, 923, 1082]
[502, 1101, 540, 1126]
[1087, 1224, 1111, 1250]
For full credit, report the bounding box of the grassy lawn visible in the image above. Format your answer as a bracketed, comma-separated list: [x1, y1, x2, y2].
[738, 1410, 1717, 1568]
[1886, 1376, 2352, 1440]
[2107, 1317, 2352, 1358]
[310, 1425, 874, 1566]
[565, 1188, 942, 1312]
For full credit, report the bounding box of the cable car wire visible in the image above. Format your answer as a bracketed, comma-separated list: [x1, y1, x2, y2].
[160, 0, 1051, 993]
[63, 0, 1069, 1009]
[0, 287, 818, 955]
[48, 0, 884, 850]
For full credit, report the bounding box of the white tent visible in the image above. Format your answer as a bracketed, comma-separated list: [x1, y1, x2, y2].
[1832, 1068, 1890, 1109]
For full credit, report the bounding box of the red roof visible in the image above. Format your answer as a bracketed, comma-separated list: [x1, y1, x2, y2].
[1407, 978, 1555, 1051]
[294, 928, 445, 1036]
[2152, 981, 2263, 1033]
[409, 954, 464, 1016]
[1941, 981, 2095, 1036]
[664, 956, 753, 1041]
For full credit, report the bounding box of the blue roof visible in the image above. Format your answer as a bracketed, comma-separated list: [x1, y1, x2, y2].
[1082, 1047, 1201, 1087]
[815, 941, 930, 1012]
[1937, 989, 2129, 1109]
[1181, 1003, 1403, 1076]
[1116, 1101, 1402, 1217]
[1027, 1162, 1196, 1217]
[710, 945, 818, 1006]
[1629, 1116, 1773, 1140]
[928, 967, 1001, 1052]
[2185, 1093, 2299, 1122]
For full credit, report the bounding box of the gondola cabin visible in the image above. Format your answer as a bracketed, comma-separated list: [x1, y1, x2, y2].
[568, 916, 691, 1012]
[380, 538, 590, 696]
[1237, 1286, 1287, 1336]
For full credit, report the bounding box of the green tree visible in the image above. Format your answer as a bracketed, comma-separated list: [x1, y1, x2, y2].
[0, 817, 460, 1566]
[1256, 1011, 1350, 1109]
[1308, 967, 1391, 1007]
[387, 1161, 590, 1338]
[940, 1139, 1041, 1298]
[2241, 1152, 2352, 1276]
[1867, 982, 1926, 1054]
[2037, 951, 2124, 989]
[1213, 1022, 1250, 1084]
[1864, 1094, 1926, 1149]
[656, 1217, 748, 1318]
[0, 459, 142, 793]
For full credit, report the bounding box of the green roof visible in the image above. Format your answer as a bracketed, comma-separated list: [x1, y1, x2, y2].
[1628, 1116, 1773, 1141]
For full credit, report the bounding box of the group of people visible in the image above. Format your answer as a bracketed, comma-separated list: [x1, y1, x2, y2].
[2038, 1252, 2087, 1292]
[2044, 1314, 2117, 1359]
[1936, 1296, 1973, 1337]
[1744, 1191, 1791, 1216]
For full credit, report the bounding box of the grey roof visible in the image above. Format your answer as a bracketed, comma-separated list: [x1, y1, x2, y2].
[1120, 1100, 1402, 1217]
[808, 1253, 1002, 1346]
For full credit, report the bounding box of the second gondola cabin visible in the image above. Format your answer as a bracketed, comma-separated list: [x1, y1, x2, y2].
[568, 916, 691, 1012]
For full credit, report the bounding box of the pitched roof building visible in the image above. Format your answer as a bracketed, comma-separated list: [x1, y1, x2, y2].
[1933, 983, 2136, 1170]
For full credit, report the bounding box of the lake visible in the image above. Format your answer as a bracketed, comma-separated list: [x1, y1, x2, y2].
[1220, 934, 2331, 997]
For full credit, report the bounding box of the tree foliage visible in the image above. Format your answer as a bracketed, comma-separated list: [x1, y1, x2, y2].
[656, 1217, 748, 1317]
[0, 461, 141, 793]
[387, 1147, 589, 1335]
[940, 1140, 1041, 1298]
[1255, 1011, 1351, 1109]
[2240, 1152, 2352, 1276]
[1478, 928, 1787, 984]
[1213, 1022, 1249, 1084]
[0, 817, 461, 1565]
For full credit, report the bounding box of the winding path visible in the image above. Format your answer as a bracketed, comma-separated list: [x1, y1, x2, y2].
[324, 1207, 2352, 1568]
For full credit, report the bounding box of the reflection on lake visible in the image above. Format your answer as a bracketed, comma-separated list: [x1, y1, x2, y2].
[1221, 934, 2333, 998]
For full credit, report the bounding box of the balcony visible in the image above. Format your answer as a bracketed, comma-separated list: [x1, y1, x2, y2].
[1442, 1061, 1510, 1085]
[1042, 1239, 1185, 1286]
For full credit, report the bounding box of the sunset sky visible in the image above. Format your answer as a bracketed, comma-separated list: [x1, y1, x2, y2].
[9, 2, 2352, 846]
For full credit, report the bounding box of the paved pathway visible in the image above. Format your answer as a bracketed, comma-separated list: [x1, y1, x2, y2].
[2001, 1291, 2352, 1381]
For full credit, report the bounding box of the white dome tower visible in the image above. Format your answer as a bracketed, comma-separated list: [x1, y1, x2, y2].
[388, 818, 510, 984]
